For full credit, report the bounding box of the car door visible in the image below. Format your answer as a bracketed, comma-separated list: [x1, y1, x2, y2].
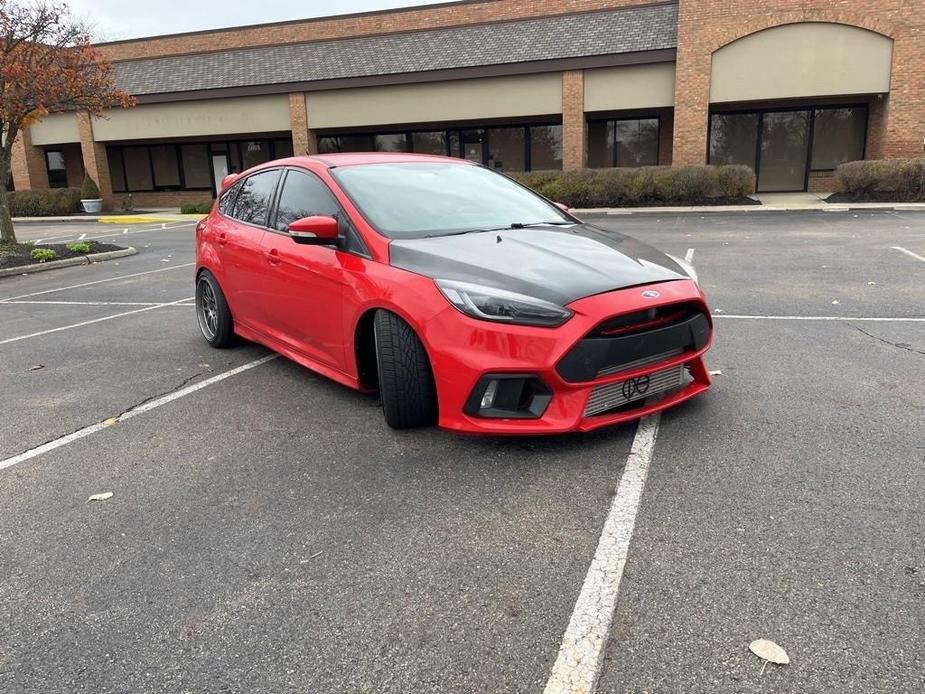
[258, 168, 351, 372]
[216, 169, 282, 333]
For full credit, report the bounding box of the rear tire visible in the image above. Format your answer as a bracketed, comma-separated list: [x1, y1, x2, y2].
[373, 310, 437, 429]
[196, 270, 234, 348]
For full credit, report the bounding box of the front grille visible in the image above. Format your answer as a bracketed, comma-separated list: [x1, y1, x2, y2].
[584, 365, 688, 417]
[556, 307, 711, 383]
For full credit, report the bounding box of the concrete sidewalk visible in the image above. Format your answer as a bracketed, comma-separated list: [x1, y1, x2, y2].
[574, 192, 925, 215]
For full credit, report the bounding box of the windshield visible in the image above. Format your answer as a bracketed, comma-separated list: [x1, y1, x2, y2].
[331, 162, 572, 239]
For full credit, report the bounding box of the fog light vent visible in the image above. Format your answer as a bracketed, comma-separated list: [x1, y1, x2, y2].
[464, 375, 552, 419]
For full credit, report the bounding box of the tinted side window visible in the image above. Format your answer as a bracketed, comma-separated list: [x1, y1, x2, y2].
[219, 180, 242, 216]
[232, 170, 281, 226]
[274, 170, 340, 231]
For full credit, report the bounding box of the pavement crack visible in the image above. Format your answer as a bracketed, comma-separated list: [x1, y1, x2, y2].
[113, 371, 207, 418]
[849, 324, 925, 357]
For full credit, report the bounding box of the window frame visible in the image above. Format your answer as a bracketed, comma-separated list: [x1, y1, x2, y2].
[707, 103, 869, 192]
[266, 166, 371, 258]
[44, 149, 68, 189]
[585, 115, 662, 168]
[107, 138, 295, 194]
[316, 121, 563, 172]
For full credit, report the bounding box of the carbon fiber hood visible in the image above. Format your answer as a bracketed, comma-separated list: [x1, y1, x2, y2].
[389, 223, 691, 306]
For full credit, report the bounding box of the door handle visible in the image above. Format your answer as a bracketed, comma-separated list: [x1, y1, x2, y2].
[266, 247, 281, 266]
[217, 232, 227, 245]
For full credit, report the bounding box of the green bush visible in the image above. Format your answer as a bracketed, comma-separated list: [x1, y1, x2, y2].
[181, 201, 214, 214]
[80, 174, 101, 200]
[509, 165, 755, 208]
[835, 158, 925, 202]
[30, 247, 56, 262]
[66, 241, 92, 253]
[8, 188, 82, 216]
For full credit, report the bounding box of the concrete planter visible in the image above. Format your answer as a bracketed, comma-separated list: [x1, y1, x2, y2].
[81, 198, 103, 214]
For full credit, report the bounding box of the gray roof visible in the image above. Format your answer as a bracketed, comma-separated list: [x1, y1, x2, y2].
[115, 4, 678, 96]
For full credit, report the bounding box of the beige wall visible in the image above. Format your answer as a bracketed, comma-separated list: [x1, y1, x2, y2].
[29, 112, 81, 146]
[307, 74, 562, 129]
[711, 22, 893, 103]
[90, 95, 291, 141]
[583, 63, 676, 113]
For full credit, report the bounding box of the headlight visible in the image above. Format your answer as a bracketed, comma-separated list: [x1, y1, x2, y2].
[668, 255, 699, 285]
[435, 279, 573, 327]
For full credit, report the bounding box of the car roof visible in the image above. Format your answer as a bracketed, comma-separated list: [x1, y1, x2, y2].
[302, 152, 475, 168]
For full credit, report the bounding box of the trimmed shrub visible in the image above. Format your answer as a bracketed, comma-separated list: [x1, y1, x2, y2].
[508, 165, 755, 208]
[80, 174, 101, 200]
[66, 241, 92, 253]
[181, 201, 214, 214]
[835, 158, 925, 202]
[30, 247, 56, 262]
[9, 188, 82, 216]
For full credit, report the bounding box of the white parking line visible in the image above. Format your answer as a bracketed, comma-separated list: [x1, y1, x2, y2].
[0, 354, 279, 472]
[0, 300, 189, 307]
[0, 262, 194, 302]
[892, 246, 925, 264]
[714, 314, 925, 322]
[545, 414, 661, 694]
[22, 221, 195, 245]
[684, 247, 695, 263]
[0, 297, 193, 345]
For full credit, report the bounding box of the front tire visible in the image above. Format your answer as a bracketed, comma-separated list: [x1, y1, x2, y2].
[196, 270, 234, 348]
[373, 310, 437, 429]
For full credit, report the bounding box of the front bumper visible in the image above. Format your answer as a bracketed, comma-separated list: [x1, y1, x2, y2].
[425, 279, 713, 435]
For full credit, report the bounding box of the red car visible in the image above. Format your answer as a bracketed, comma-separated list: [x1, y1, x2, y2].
[195, 153, 712, 434]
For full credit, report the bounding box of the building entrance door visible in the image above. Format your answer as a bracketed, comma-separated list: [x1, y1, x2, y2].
[211, 154, 229, 195]
[757, 110, 810, 192]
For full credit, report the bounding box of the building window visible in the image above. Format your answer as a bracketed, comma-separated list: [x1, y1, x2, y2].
[123, 146, 154, 191]
[709, 105, 869, 192]
[45, 151, 67, 188]
[411, 131, 447, 155]
[708, 113, 759, 172]
[318, 123, 561, 171]
[241, 141, 272, 170]
[181, 145, 211, 189]
[151, 145, 181, 188]
[273, 139, 294, 158]
[374, 133, 407, 152]
[529, 125, 563, 170]
[487, 127, 525, 171]
[811, 107, 866, 170]
[108, 149, 127, 192]
[587, 117, 660, 168]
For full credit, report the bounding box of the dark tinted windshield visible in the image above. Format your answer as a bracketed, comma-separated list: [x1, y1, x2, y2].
[331, 162, 571, 239]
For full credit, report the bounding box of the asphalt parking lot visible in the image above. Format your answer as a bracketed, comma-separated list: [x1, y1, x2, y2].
[1, 210, 923, 693]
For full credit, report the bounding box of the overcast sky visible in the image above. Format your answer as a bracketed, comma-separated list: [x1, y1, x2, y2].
[66, 0, 447, 41]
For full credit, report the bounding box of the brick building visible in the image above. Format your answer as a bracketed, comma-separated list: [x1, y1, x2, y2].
[11, 0, 925, 207]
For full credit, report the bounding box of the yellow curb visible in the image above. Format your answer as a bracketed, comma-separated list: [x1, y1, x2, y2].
[95, 214, 207, 224]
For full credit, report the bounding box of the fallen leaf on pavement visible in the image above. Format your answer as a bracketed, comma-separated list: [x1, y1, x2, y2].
[29, 364, 45, 371]
[709, 370, 723, 376]
[87, 492, 113, 502]
[750, 638, 790, 674]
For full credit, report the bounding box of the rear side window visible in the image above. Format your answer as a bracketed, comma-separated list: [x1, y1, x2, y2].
[231, 169, 282, 226]
[274, 170, 340, 231]
[218, 180, 241, 216]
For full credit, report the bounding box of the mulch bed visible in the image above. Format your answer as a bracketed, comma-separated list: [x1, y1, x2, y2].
[825, 192, 924, 203]
[0, 241, 127, 270]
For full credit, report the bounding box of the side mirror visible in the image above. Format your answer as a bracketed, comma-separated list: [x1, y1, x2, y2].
[288, 215, 339, 245]
[553, 201, 571, 213]
[220, 174, 239, 190]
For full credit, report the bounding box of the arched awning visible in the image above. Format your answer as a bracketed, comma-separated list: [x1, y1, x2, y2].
[710, 23, 893, 103]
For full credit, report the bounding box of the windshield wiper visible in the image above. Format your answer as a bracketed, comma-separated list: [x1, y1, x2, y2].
[424, 221, 574, 238]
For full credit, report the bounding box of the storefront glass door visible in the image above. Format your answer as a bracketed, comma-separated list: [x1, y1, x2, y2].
[757, 110, 810, 192]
